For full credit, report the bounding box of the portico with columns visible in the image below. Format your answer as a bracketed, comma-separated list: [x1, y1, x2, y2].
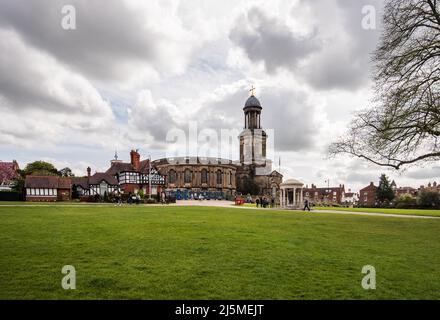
[280, 179, 304, 208]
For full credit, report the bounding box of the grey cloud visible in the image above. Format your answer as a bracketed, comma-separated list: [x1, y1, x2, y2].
[0, 0, 166, 81]
[405, 167, 440, 180]
[262, 90, 318, 152]
[0, 28, 113, 121]
[200, 87, 319, 152]
[230, 1, 383, 91]
[303, 0, 383, 90]
[229, 7, 320, 74]
[128, 91, 180, 144]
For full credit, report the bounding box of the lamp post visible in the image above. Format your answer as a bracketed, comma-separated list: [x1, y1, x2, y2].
[149, 155, 152, 200]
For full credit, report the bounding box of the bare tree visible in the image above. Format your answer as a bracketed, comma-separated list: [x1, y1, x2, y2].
[330, 0, 440, 170]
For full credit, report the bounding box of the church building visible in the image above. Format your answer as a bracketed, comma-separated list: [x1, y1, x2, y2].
[155, 92, 283, 200]
[23, 92, 283, 202]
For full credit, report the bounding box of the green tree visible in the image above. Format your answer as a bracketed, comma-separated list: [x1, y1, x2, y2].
[71, 185, 80, 200]
[396, 194, 417, 209]
[59, 167, 74, 177]
[23, 161, 59, 176]
[330, 0, 440, 169]
[103, 191, 109, 203]
[11, 178, 25, 194]
[418, 190, 440, 209]
[376, 174, 395, 205]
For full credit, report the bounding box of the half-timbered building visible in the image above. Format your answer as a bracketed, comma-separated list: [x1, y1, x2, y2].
[71, 150, 166, 199]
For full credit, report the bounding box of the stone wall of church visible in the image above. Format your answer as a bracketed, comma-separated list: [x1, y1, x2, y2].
[155, 162, 237, 196]
[236, 164, 283, 198]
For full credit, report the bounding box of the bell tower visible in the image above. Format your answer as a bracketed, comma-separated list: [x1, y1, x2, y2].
[239, 88, 267, 165]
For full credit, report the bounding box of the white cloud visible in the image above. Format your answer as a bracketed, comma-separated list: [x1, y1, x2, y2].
[0, 28, 116, 148]
[1, 0, 434, 193]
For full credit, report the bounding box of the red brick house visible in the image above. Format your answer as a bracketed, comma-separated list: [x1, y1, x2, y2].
[25, 176, 72, 202]
[0, 160, 20, 191]
[418, 181, 440, 194]
[359, 182, 378, 207]
[395, 187, 418, 198]
[303, 184, 345, 204]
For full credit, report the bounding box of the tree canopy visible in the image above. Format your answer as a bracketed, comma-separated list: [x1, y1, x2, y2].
[22, 161, 59, 176]
[330, 0, 440, 169]
[376, 174, 395, 204]
[59, 167, 74, 177]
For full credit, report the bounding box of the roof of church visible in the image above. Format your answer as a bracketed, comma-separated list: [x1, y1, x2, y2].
[153, 157, 238, 166]
[244, 95, 262, 109]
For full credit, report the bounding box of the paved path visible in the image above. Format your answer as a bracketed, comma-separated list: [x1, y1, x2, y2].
[175, 201, 439, 219]
[308, 209, 439, 219]
[0, 200, 438, 219]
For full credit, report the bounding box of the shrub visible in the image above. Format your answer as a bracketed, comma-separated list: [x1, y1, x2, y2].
[418, 191, 440, 209]
[395, 194, 417, 209]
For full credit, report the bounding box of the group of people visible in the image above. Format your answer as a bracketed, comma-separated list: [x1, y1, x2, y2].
[255, 197, 275, 208]
[254, 196, 312, 212]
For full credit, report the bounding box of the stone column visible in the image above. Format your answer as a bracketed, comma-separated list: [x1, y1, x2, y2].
[293, 188, 296, 207]
[280, 188, 284, 207]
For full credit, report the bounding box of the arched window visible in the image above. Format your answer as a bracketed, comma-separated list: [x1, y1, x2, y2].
[201, 169, 208, 184]
[184, 169, 192, 184]
[216, 170, 223, 185]
[168, 170, 176, 184]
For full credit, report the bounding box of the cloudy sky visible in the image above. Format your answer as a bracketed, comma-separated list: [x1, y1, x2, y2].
[0, 0, 438, 191]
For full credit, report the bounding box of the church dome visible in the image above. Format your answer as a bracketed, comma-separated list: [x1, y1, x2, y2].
[244, 95, 262, 109]
[281, 179, 304, 186]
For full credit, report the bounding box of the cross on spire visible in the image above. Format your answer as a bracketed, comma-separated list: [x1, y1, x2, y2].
[249, 85, 256, 96]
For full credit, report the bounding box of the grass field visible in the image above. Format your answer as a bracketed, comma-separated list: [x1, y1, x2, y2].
[314, 207, 440, 217]
[0, 205, 439, 300]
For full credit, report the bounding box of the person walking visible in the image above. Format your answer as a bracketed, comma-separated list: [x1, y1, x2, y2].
[303, 199, 311, 212]
[271, 197, 275, 208]
[256, 198, 260, 208]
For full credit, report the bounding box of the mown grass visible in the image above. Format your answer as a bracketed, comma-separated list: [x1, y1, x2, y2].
[0, 205, 439, 299]
[314, 207, 440, 217]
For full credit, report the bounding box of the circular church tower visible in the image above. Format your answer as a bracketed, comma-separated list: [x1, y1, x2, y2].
[239, 94, 267, 165]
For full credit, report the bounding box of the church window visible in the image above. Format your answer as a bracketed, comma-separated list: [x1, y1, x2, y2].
[201, 169, 208, 184]
[169, 170, 176, 184]
[216, 170, 223, 185]
[184, 169, 192, 184]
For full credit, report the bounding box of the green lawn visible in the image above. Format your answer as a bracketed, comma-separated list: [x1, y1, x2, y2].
[314, 207, 440, 217]
[0, 205, 439, 299]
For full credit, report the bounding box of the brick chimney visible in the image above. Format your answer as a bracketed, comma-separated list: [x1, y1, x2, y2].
[86, 167, 91, 184]
[12, 160, 19, 171]
[130, 149, 141, 171]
